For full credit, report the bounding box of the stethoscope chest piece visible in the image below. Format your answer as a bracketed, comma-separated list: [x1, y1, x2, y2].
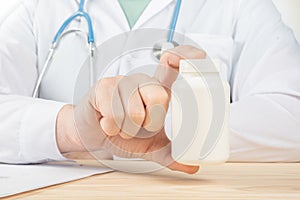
[152, 41, 179, 61]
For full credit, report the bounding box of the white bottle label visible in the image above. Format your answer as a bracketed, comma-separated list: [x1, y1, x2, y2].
[171, 59, 230, 165]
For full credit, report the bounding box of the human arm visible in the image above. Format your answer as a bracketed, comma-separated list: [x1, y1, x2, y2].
[229, 0, 300, 161]
[0, 0, 68, 164]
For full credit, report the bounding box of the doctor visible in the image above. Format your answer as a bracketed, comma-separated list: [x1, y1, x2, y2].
[0, 0, 300, 172]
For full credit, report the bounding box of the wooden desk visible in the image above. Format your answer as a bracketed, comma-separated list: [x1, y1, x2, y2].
[4, 163, 300, 200]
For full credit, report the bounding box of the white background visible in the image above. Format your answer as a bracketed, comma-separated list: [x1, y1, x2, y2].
[0, 0, 300, 42]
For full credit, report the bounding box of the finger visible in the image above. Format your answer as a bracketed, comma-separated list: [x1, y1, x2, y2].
[156, 148, 200, 174]
[96, 76, 125, 136]
[119, 131, 132, 140]
[155, 51, 180, 88]
[160, 50, 181, 68]
[100, 117, 121, 137]
[161, 45, 207, 68]
[153, 150, 200, 174]
[167, 160, 200, 174]
[155, 45, 206, 87]
[118, 77, 146, 139]
[139, 78, 169, 132]
[141, 132, 200, 174]
[147, 147, 200, 174]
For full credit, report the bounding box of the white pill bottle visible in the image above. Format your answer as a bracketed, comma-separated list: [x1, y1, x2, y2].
[171, 59, 230, 165]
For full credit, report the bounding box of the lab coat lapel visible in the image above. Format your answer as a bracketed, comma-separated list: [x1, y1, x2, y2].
[133, 0, 175, 29]
[101, 0, 131, 31]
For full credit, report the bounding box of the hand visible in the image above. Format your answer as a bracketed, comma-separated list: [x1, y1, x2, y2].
[57, 73, 197, 173]
[56, 45, 206, 174]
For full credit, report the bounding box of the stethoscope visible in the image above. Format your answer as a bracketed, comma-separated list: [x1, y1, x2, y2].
[32, 0, 182, 98]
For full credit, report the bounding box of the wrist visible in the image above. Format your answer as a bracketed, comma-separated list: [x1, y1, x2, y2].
[56, 104, 85, 153]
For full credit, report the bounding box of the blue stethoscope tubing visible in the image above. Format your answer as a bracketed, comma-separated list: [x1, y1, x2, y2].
[168, 0, 181, 43]
[53, 0, 94, 44]
[32, 0, 182, 98]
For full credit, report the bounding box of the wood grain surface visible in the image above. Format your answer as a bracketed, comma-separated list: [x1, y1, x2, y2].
[3, 163, 300, 200]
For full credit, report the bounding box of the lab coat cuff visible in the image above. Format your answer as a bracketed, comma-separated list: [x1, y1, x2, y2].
[19, 100, 68, 163]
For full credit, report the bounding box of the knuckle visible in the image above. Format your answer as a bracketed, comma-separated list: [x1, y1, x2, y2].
[98, 76, 124, 88]
[97, 77, 110, 87]
[96, 78, 112, 93]
[145, 87, 169, 104]
[130, 73, 151, 82]
[118, 76, 135, 88]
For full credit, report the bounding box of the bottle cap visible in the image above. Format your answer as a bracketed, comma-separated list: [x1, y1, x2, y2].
[180, 59, 221, 74]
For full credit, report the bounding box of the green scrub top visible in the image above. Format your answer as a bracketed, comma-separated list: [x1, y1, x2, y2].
[118, 0, 152, 29]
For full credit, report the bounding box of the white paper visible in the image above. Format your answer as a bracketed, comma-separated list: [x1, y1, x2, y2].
[0, 162, 113, 198]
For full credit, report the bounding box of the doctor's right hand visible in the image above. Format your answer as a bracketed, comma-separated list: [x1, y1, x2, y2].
[56, 73, 199, 174]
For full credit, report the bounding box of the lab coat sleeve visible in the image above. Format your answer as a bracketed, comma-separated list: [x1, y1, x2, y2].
[0, 0, 67, 163]
[229, 0, 300, 162]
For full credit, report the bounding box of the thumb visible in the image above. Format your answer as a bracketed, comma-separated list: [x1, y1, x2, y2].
[167, 160, 200, 174]
[144, 142, 200, 174]
[154, 49, 182, 88]
[164, 152, 200, 174]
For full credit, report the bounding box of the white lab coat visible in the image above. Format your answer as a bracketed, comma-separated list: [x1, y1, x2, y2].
[0, 0, 300, 164]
